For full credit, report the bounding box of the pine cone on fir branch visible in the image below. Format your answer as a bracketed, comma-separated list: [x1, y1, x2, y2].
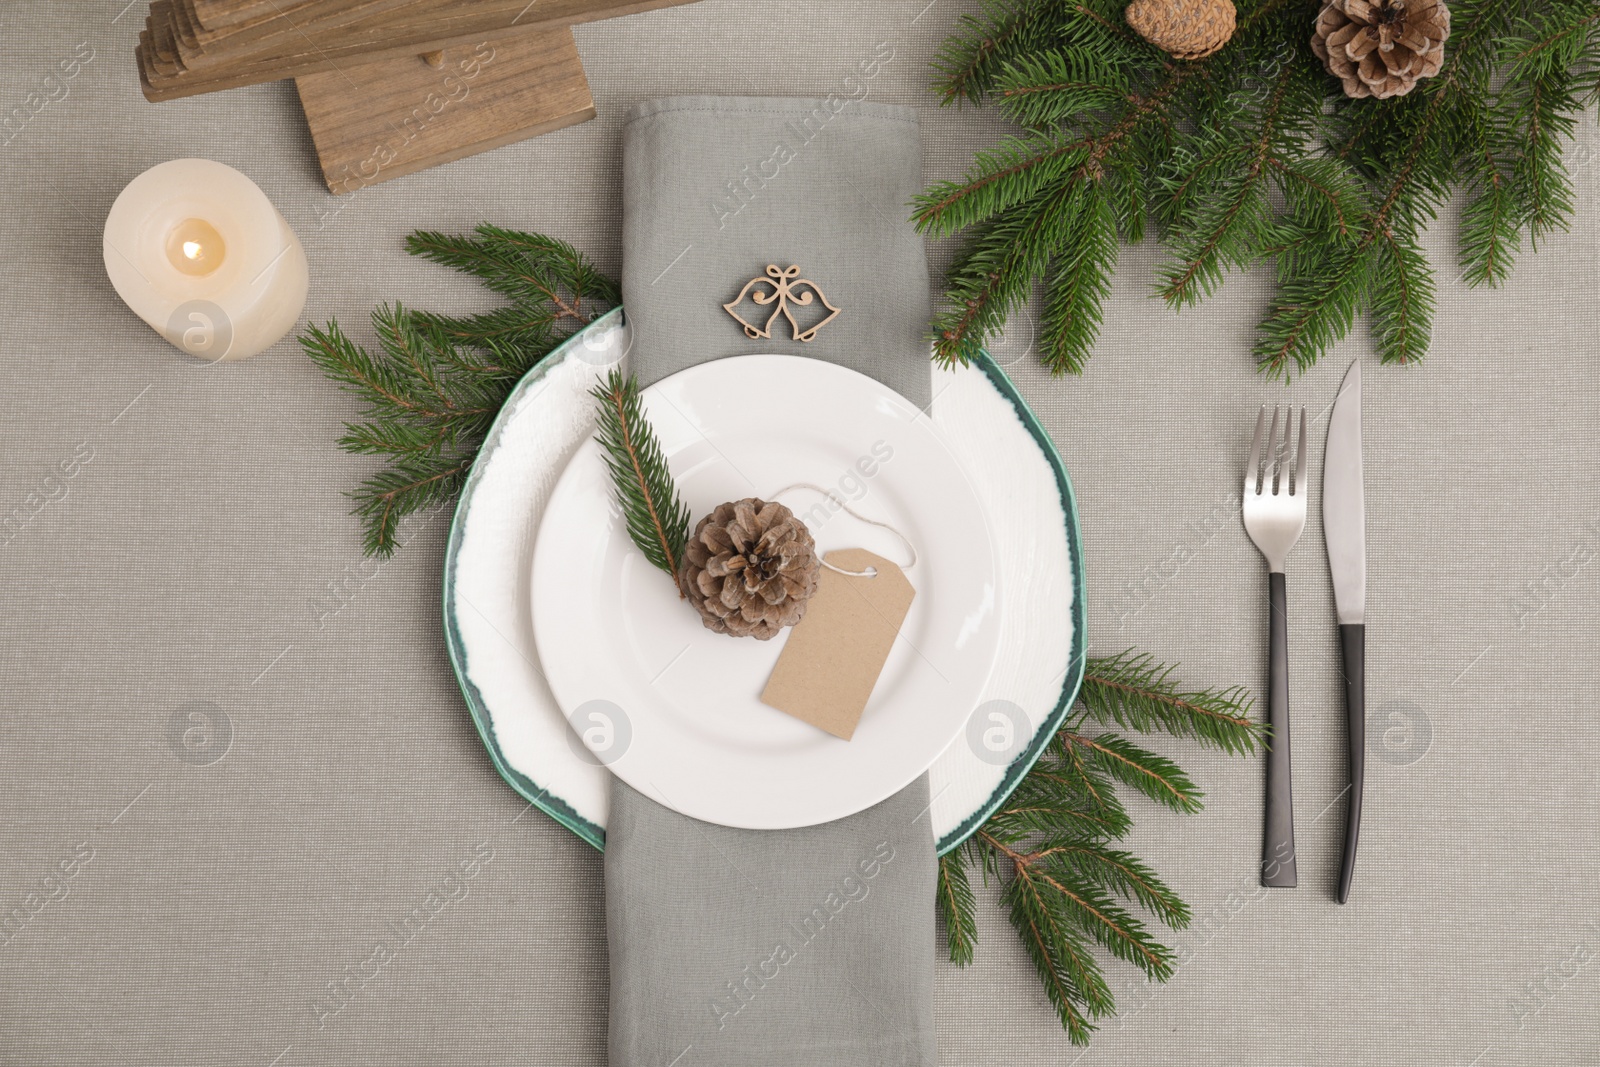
[1312, 0, 1450, 100]
[1126, 0, 1237, 61]
[678, 499, 821, 640]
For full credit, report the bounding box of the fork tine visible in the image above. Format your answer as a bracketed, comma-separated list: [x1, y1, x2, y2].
[1294, 406, 1308, 496]
[1266, 405, 1282, 494]
[1246, 405, 1267, 494]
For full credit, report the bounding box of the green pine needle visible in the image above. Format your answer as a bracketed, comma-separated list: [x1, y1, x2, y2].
[938, 652, 1261, 1046]
[301, 228, 616, 555]
[1067, 731, 1204, 815]
[588, 370, 691, 582]
[937, 848, 979, 967]
[928, 0, 1600, 377]
[1000, 852, 1111, 1040]
[1076, 649, 1260, 755]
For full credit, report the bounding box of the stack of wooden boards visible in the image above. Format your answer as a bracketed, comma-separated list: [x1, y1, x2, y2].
[136, 0, 699, 192]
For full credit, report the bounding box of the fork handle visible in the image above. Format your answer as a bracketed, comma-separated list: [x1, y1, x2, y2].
[1262, 571, 1298, 888]
[1336, 623, 1365, 904]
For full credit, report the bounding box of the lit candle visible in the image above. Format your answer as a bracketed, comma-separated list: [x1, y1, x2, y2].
[103, 159, 308, 362]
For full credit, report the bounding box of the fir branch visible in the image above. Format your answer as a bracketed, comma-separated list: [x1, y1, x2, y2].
[933, 0, 1137, 105]
[1065, 731, 1204, 814]
[1077, 649, 1261, 754]
[937, 848, 979, 966]
[1506, 73, 1580, 246]
[1101, 159, 1150, 242]
[945, 653, 1257, 1046]
[406, 224, 618, 326]
[349, 457, 475, 556]
[1028, 850, 1175, 979]
[993, 49, 1132, 127]
[589, 370, 691, 583]
[989, 745, 1132, 841]
[338, 419, 453, 458]
[1269, 157, 1363, 241]
[302, 228, 615, 555]
[931, 180, 1087, 366]
[997, 839, 1108, 1041]
[914, 132, 1093, 237]
[1048, 840, 1191, 929]
[926, 65, 1194, 366]
[934, 0, 1064, 105]
[1459, 147, 1520, 287]
[1059, 742, 1130, 831]
[1253, 238, 1376, 379]
[1039, 193, 1119, 374]
[1506, 1, 1600, 77]
[1370, 221, 1436, 363]
[986, 831, 1174, 981]
[928, 0, 1600, 376]
[1157, 56, 1305, 307]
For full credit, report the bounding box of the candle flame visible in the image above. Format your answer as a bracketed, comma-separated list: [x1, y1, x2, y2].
[165, 218, 226, 277]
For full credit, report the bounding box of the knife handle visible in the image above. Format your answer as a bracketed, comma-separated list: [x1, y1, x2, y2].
[1262, 571, 1297, 888]
[1337, 623, 1365, 904]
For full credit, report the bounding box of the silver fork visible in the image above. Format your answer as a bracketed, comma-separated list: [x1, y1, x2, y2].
[1243, 404, 1307, 889]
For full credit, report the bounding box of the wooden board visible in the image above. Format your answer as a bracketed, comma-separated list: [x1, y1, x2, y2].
[190, 0, 322, 33]
[143, 0, 414, 73]
[138, 0, 698, 100]
[162, 0, 417, 65]
[293, 31, 595, 194]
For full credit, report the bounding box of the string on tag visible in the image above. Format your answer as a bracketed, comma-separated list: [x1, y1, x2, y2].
[771, 483, 917, 578]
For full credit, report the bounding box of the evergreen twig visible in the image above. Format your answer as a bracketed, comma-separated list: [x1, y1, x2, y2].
[938, 848, 980, 966]
[1075, 649, 1259, 754]
[937, 652, 1261, 1046]
[588, 370, 691, 583]
[927, 0, 1600, 377]
[300, 227, 616, 555]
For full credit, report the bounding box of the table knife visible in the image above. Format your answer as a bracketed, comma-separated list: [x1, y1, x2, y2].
[1322, 360, 1365, 904]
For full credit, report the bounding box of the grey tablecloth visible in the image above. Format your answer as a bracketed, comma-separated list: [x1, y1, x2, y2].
[608, 96, 936, 1067]
[2, 4, 1598, 1066]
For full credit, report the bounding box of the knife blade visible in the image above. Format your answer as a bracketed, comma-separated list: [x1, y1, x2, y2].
[1322, 359, 1365, 904]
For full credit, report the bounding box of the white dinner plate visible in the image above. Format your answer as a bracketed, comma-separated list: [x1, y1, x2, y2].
[529, 355, 1001, 830]
[443, 308, 1085, 853]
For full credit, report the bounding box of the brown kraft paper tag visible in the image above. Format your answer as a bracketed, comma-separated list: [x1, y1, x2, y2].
[760, 548, 916, 740]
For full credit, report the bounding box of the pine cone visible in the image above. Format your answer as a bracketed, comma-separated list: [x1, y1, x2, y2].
[678, 499, 820, 641]
[1312, 0, 1450, 100]
[1126, 0, 1236, 61]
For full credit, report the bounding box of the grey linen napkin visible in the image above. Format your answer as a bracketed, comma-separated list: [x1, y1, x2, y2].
[606, 97, 937, 1067]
